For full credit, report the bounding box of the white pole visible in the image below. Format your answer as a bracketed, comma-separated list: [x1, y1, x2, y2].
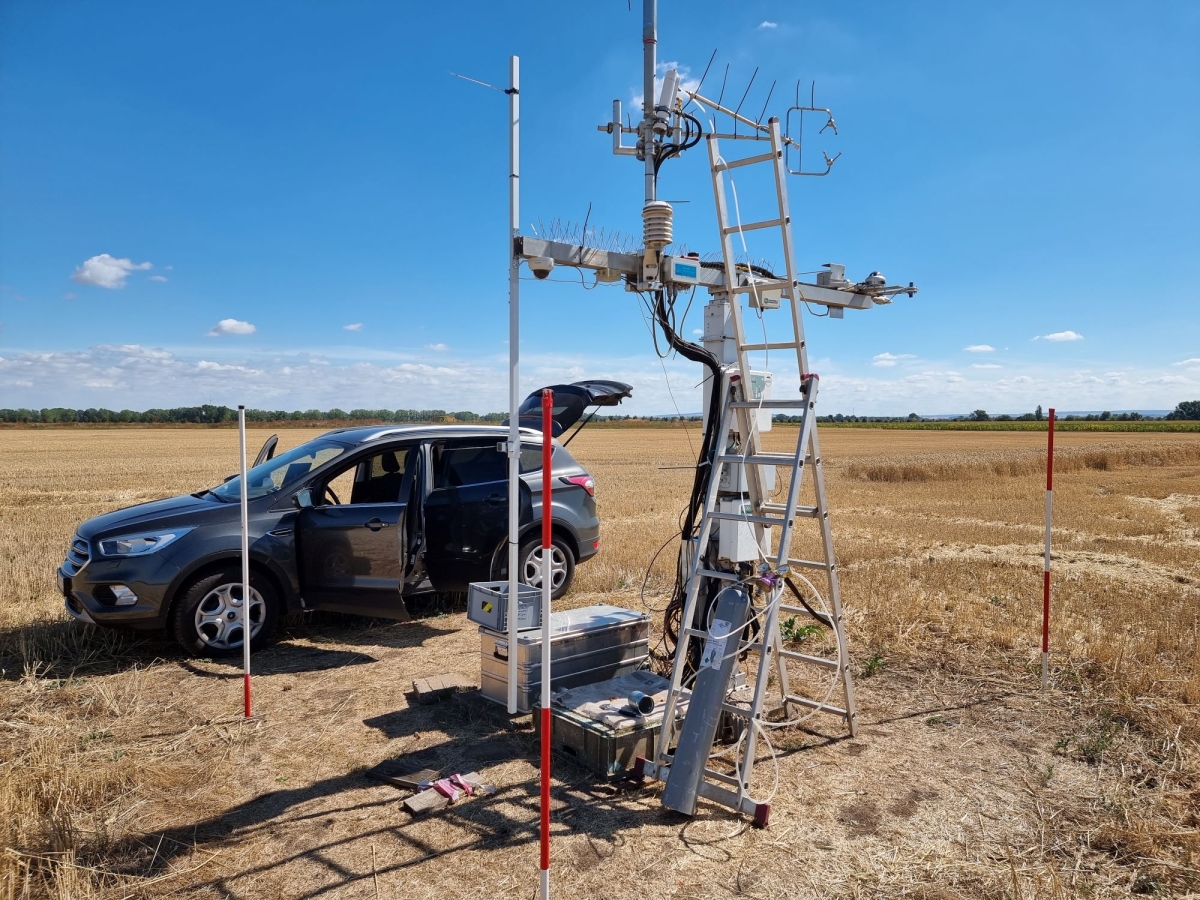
[506, 55, 521, 715]
[238, 405, 252, 717]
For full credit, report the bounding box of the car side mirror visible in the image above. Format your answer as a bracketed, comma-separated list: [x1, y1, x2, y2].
[294, 488, 315, 509]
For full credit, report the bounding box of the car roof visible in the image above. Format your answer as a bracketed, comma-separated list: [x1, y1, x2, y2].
[319, 424, 552, 446]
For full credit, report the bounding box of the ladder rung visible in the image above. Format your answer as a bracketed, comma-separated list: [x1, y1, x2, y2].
[680, 627, 708, 640]
[695, 568, 742, 582]
[760, 502, 818, 517]
[713, 151, 777, 172]
[708, 511, 786, 527]
[787, 558, 831, 571]
[700, 768, 743, 788]
[719, 703, 752, 719]
[729, 399, 809, 409]
[777, 649, 839, 670]
[717, 453, 799, 466]
[784, 694, 848, 717]
[739, 341, 798, 351]
[722, 217, 785, 235]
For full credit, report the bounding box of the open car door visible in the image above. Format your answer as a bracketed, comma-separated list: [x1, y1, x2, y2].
[295, 445, 417, 620]
[253, 434, 279, 467]
[506, 379, 632, 443]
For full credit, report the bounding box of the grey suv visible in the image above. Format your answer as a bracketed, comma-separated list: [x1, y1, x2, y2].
[57, 381, 630, 656]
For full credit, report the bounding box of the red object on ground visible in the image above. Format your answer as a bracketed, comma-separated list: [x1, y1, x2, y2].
[540, 389, 553, 876]
[244, 673, 252, 718]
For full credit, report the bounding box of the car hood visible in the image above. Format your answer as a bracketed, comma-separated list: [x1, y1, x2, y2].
[76, 492, 228, 540]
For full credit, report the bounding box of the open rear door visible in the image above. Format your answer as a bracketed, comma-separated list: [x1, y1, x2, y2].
[506, 380, 632, 442]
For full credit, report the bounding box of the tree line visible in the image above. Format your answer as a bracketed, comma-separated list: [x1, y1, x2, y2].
[1, 400, 1196, 425]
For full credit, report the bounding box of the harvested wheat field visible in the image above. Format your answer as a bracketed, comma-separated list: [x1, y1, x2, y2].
[1, 426, 1198, 899]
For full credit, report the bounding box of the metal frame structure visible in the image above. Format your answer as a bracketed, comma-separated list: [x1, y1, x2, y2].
[508, 0, 918, 824]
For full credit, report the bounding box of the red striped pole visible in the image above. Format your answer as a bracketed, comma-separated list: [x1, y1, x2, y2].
[539, 389, 553, 899]
[1041, 408, 1055, 689]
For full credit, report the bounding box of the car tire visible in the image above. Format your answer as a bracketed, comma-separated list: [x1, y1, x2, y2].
[169, 568, 279, 658]
[517, 536, 576, 601]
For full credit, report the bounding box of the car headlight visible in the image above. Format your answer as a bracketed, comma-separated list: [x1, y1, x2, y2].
[98, 529, 192, 557]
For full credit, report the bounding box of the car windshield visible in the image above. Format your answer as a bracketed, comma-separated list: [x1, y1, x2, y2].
[210, 438, 348, 501]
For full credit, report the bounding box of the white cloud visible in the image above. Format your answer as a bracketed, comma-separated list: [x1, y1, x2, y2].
[63, 292, 77, 300]
[692, 329, 703, 336]
[872, 352, 916, 368]
[758, 21, 778, 29]
[970, 363, 1002, 369]
[148, 275, 168, 283]
[426, 342, 449, 352]
[963, 344, 995, 353]
[343, 323, 363, 332]
[1173, 358, 1200, 366]
[1036, 330, 1084, 342]
[71, 254, 153, 289]
[207, 318, 256, 337]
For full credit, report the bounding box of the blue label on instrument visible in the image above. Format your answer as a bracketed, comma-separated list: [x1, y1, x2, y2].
[674, 262, 698, 279]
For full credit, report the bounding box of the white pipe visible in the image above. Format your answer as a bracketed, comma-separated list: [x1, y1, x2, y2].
[506, 55, 521, 715]
[238, 405, 251, 717]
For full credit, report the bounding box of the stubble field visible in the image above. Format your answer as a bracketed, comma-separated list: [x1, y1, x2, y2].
[1, 426, 1198, 898]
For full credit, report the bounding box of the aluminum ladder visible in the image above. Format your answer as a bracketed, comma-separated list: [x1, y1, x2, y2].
[639, 118, 858, 825]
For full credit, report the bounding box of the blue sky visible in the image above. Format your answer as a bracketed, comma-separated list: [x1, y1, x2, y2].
[1, 0, 1197, 416]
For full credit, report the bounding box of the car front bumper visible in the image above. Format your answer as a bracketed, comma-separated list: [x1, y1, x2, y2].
[58, 545, 180, 631]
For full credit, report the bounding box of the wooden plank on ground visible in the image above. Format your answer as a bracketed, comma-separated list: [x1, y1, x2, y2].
[412, 673, 474, 704]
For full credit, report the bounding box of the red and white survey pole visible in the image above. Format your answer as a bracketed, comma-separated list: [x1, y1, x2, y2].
[238, 405, 253, 718]
[539, 388, 553, 899]
[1041, 407, 1055, 690]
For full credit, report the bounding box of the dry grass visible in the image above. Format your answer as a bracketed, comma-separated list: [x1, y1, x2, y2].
[1, 426, 1198, 898]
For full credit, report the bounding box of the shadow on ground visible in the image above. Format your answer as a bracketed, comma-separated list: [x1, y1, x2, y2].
[102, 690, 692, 898]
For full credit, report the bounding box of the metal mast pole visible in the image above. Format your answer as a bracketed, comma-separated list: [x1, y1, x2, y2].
[506, 55, 521, 715]
[642, 0, 657, 203]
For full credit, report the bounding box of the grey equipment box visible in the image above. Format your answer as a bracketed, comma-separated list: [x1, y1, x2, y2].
[466, 581, 542, 632]
[534, 671, 688, 777]
[479, 605, 650, 713]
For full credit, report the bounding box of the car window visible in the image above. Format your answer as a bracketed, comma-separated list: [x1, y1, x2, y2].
[320, 446, 413, 505]
[434, 444, 506, 488]
[211, 439, 347, 501]
[520, 443, 549, 473]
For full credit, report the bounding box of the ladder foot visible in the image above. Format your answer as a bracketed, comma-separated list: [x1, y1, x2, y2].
[632, 756, 650, 783]
[751, 802, 771, 829]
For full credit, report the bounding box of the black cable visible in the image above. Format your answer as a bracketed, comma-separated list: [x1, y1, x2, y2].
[784, 577, 830, 626]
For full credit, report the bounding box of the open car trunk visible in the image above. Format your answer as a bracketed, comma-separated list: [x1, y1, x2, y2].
[507, 380, 633, 441]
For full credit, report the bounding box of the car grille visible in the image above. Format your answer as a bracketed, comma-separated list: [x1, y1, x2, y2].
[63, 536, 89, 576]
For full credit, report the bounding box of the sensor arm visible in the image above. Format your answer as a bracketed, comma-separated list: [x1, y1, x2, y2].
[516, 237, 917, 310]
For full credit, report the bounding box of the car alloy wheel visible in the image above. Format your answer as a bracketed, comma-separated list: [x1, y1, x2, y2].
[522, 543, 568, 592]
[193, 581, 265, 651]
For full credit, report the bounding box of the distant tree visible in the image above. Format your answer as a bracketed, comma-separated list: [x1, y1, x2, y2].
[1166, 400, 1200, 420]
[995, 414, 1013, 421]
[1018, 412, 1036, 421]
[1099, 410, 1112, 421]
[907, 412, 920, 422]
[1035, 405, 1043, 421]
[970, 409, 990, 421]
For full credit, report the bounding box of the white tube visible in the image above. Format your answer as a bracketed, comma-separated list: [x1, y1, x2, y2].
[506, 55, 521, 715]
[238, 405, 251, 717]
